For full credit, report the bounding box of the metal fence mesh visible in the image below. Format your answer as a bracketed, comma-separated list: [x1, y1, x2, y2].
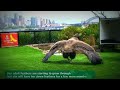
[18, 30, 61, 46]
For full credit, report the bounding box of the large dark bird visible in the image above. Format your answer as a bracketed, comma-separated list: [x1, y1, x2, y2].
[42, 35, 102, 65]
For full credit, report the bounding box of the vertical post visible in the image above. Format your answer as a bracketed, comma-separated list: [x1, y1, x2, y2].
[34, 32, 35, 44]
[0, 33, 1, 48]
[18, 32, 19, 46]
[49, 30, 51, 43]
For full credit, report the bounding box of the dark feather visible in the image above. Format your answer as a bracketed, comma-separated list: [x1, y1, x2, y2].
[69, 52, 76, 59]
[63, 52, 69, 59]
[63, 52, 76, 59]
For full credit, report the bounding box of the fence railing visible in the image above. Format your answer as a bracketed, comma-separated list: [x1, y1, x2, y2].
[0, 29, 62, 46]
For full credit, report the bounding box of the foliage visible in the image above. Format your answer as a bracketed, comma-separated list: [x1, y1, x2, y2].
[18, 31, 61, 45]
[83, 24, 99, 45]
[19, 32, 34, 45]
[34, 32, 49, 43]
[58, 24, 99, 45]
[58, 26, 82, 40]
[18, 24, 99, 45]
[51, 31, 60, 42]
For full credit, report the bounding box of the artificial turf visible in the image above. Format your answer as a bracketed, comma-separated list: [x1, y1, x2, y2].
[0, 46, 120, 79]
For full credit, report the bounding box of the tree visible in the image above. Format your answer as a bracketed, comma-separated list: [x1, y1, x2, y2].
[58, 26, 82, 40]
[82, 24, 99, 45]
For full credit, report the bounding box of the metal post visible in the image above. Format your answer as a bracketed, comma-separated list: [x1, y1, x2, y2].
[49, 30, 51, 43]
[34, 32, 35, 44]
[18, 32, 19, 46]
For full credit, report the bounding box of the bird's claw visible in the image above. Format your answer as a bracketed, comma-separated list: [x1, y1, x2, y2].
[68, 58, 72, 63]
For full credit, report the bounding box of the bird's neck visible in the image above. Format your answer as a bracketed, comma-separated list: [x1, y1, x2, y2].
[70, 37, 79, 40]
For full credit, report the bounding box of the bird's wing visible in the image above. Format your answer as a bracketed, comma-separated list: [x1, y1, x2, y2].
[42, 40, 67, 62]
[73, 40, 102, 65]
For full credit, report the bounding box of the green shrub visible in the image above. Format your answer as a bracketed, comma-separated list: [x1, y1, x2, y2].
[58, 26, 82, 40]
[19, 32, 34, 45]
[18, 24, 99, 46]
[18, 30, 61, 45]
[51, 31, 61, 42]
[34, 32, 49, 43]
[83, 24, 99, 45]
[58, 24, 99, 45]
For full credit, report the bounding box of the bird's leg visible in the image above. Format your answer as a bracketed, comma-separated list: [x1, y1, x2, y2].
[67, 57, 72, 63]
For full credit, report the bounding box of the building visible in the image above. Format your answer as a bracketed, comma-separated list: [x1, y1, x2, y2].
[39, 18, 43, 27]
[25, 20, 31, 26]
[3, 14, 9, 26]
[14, 13, 19, 26]
[31, 17, 38, 27]
[19, 15, 25, 27]
[7, 17, 13, 26]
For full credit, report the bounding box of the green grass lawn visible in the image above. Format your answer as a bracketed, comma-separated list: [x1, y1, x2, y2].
[0, 46, 120, 79]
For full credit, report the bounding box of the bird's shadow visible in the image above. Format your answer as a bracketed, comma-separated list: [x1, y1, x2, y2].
[46, 60, 93, 65]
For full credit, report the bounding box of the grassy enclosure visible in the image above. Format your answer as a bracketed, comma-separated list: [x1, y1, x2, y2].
[0, 24, 120, 79]
[0, 46, 120, 79]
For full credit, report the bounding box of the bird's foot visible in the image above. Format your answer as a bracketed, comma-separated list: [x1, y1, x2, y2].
[69, 60, 72, 63]
[67, 58, 72, 63]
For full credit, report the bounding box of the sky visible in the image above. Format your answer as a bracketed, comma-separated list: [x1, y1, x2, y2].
[0, 11, 120, 24]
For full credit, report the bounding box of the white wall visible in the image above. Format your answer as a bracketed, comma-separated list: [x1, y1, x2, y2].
[100, 18, 120, 44]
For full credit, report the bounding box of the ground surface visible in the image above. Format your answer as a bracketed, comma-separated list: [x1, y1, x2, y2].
[0, 46, 120, 79]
